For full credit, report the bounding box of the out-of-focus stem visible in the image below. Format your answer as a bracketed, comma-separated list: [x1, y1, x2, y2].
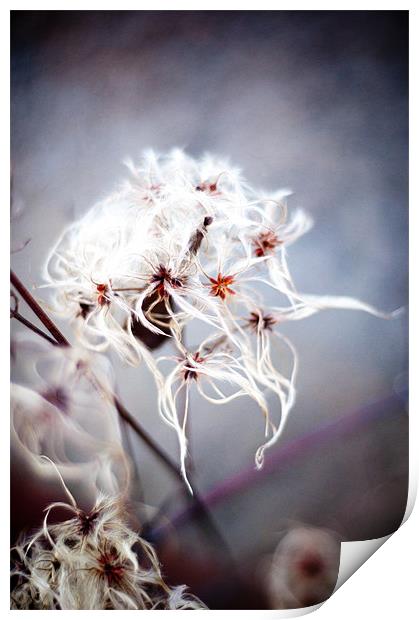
[113, 395, 231, 558]
[149, 392, 407, 539]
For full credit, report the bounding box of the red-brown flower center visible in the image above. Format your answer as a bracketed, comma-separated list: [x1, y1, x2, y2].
[150, 265, 185, 299]
[98, 551, 126, 585]
[253, 231, 281, 257]
[96, 283, 110, 306]
[195, 181, 218, 194]
[184, 351, 205, 381]
[248, 311, 276, 331]
[209, 273, 235, 300]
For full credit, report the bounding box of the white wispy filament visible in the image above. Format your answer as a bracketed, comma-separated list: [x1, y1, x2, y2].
[42, 149, 400, 489]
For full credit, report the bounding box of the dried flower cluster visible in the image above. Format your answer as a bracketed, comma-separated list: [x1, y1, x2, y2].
[11, 486, 205, 610]
[42, 149, 398, 489]
[12, 149, 400, 610]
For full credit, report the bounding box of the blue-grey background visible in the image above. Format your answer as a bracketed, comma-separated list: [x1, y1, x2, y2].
[11, 11, 408, 604]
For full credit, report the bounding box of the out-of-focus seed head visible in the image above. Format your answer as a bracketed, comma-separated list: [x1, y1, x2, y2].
[11, 494, 206, 610]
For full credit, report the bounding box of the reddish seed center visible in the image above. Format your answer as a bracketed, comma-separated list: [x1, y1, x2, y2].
[184, 351, 205, 381]
[150, 265, 184, 299]
[253, 232, 281, 257]
[209, 273, 236, 300]
[297, 552, 324, 578]
[99, 553, 126, 584]
[196, 181, 218, 194]
[96, 283, 110, 306]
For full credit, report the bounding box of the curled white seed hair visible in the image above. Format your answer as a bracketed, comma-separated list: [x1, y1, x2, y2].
[41, 149, 401, 487]
[11, 488, 206, 610]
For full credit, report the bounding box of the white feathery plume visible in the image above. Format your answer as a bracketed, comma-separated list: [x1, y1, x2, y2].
[40, 149, 401, 483]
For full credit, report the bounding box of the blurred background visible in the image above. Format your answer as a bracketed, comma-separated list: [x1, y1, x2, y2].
[11, 11, 408, 609]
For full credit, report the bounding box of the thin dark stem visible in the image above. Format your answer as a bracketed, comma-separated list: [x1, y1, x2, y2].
[11, 311, 59, 346]
[10, 270, 70, 347]
[113, 396, 182, 481]
[141, 490, 181, 537]
[112, 287, 145, 293]
[118, 416, 146, 517]
[115, 395, 232, 559]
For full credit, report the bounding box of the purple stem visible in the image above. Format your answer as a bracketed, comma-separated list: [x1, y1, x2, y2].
[150, 392, 407, 539]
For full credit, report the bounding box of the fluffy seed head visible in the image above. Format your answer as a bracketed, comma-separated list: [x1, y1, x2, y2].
[11, 494, 206, 610]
